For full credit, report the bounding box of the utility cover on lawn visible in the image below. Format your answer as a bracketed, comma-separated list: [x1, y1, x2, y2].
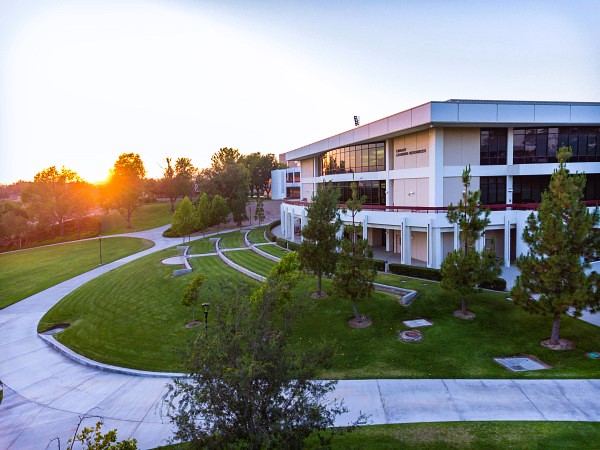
[402, 319, 433, 328]
[494, 356, 550, 372]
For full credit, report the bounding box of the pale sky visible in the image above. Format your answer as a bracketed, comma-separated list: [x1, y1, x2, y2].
[1, 0, 599, 184]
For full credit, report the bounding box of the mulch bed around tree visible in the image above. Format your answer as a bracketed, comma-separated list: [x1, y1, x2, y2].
[310, 291, 329, 299]
[348, 316, 372, 328]
[541, 338, 574, 350]
[185, 321, 201, 329]
[453, 310, 476, 320]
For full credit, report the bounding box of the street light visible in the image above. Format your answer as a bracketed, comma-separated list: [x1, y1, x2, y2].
[98, 235, 103, 266]
[202, 303, 210, 337]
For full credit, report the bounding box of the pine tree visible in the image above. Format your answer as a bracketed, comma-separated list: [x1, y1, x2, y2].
[254, 197, 265, 226]
[511, 147, 600, 348]
[333, 183, 376, 326]
[298, 182, 341, 298]
[440, 166, 500, 318]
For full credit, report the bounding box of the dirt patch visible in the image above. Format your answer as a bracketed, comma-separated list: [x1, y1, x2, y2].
[348, 316, 372, 328]
[185, 321, 202, 329]
[453, 310, 476, 320]
[541, 338, 574, 351]
[310, 291, 329, 299]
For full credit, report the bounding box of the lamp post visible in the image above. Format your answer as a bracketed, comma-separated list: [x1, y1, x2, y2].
[202, 302, 210, 337]
[98, 235, 103, 266]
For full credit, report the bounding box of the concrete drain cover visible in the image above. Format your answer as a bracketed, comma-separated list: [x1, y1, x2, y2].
[399, 330, 423, 342]
[402, 319, 433, 328]
[494, 356, 550, 372]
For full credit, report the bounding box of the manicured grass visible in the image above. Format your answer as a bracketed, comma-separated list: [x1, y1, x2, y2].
[223, 249, 278, 277]
[256, 243, 290, 259]
[0, 237, 154, 309]
[292, 275, 600, 379]
[217, 230, 247, 249]
[247, 226, 269, 244]
[99, 202, 174, 235]
[156, 421, 600, 449]
[187, 238, 217, 255]
[39, 252, 257, 372]
[38, 248, 600, 377]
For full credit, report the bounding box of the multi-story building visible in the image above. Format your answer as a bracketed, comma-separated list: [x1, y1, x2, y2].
[279, 99, 600, 268]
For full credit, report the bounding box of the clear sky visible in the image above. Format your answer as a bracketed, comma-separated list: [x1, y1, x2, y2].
[1, 0, 599, 184]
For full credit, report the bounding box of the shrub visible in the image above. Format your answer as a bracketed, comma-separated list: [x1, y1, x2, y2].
[162, 227, 178, 238]
[372, 259, 386, 272]
[276, 237, 287, 249]
[266, 220, 281, 242]
[388, 263, 443, 281]
[479, 278, 507, 291]
[287, 241, 300, 251]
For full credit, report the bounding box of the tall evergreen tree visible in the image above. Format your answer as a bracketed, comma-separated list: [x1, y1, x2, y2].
[299, 182, 341, 298]
[172, 196, 197, 243]
[333, 182, 376, 326]
[511, 147, 600, 348]
[440, 166, 500, 319]
[254, 197, 265, 226]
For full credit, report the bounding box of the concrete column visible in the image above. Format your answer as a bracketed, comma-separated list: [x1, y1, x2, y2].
[506, 175, 513, 206]
[428, 128, 444, 207]
[504, 217, 511, 267]
[287, 212, 293, 240]
[426, 221, 433, 268]
[515, 212, 529, 258]
[401, 220, 410, 265]
[431, 224, 442, 269]
[362, 215, 368, 241]
[507, 127, 514, 165]
[386, 228, 393, 252]
[281, 205, 286, 237]
[453, 223, 460, 251]
[300, 209, 307, 242]
[386, 138, 393, 208]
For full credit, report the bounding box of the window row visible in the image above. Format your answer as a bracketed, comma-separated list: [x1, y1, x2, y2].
[286, 172, 300, 183]
[333, 180, 387, 206]
[513, 127, 600, 164]
[480, 174, 600, 205]
[480, 129, 508, 165]
[318, 142, 385, 176]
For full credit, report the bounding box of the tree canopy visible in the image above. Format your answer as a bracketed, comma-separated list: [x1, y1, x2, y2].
[105, 153, 146, 228]
[440, 166, 500, 318]
[510, 147, 600, 347]
[299, 182, 341, 297]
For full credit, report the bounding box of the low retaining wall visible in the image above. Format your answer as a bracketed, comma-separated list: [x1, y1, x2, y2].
[173, 245, 192, 276]
[244, 230, 281, 262]
[216, 238, 266, 283]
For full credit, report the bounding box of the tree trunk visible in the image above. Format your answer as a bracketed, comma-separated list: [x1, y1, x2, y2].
[126, 210, 133, 229]
[461, 296, 468, 315]
[317, 273, 322, 295]
[170, 198, 175, 213]
[550, 312, 561, 345]
[352, 300, 360, 321]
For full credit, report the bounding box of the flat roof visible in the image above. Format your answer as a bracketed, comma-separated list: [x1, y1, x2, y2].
[285, 99, 600, 161]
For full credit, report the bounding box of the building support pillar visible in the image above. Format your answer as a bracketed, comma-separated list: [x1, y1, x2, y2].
[401, 220, 410, 265]
[386, 228, 393, 252]
[453, 223, 460, 251]
[504, 217, 511, 268]
[300, 209, 307, 242]
[362, 216, 368, 241]
[427, 221, 433, 268]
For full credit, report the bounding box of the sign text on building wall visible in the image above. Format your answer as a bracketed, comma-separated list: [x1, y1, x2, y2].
[395, 148, 426, 157]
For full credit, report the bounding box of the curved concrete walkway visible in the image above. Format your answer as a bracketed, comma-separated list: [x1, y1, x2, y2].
[1, 226, 600, 449]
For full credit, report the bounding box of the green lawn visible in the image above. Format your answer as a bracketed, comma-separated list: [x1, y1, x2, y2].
[247, 226, 269, 244]
[223, 249, 278, 277]
[99, 202, 174, 235]
[217, 230, 247, 249]
[256, 243, 290, 259]
[38, 246, 600, 377]
[0, 237, 154, 309]
[187, 238, 217, 255]
[157, 421, 600, 450]
[38, 252, 257, 372]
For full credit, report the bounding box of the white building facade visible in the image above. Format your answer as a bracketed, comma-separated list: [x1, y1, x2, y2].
[279, 99, 600, 268]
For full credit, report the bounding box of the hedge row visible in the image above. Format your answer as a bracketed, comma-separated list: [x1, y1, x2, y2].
[387, 263, 506, 291]
[373, 259, 386, 272]
[265, 219, 280, 242]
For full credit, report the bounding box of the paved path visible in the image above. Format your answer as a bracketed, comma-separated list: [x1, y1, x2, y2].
[2, 226, 600, 449]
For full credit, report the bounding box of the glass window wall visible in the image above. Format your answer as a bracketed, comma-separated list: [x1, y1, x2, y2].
[318, 142, 385, 175]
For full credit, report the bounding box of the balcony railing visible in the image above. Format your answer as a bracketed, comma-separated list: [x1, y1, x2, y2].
[282, 199, 600, 213]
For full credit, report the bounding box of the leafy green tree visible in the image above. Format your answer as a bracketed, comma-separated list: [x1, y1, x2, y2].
[181, 273, 205, 323]
[210, 194, 229, 230]
[165, 255, 353, 449]
[440, 166, 500, 319]
[172, 196, 197, 243]
[242, 152, 280, 198]
[333, 182, 376, 325]
[511, 148, 600, 347]
[21, 166, 89, 236]
[299, 182, 341, 298]
[106, 153, 146, 229]
[161, 157, 178, 212]
[0, 201, 30, 248]
[254, 197, 265, 226]
[195, 192, 212, 233]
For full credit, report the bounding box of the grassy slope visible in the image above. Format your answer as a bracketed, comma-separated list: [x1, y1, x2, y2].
[217, 230, 247, 249]
[223, 249, 277, 277]
[38, 244, 600, 376]
[99, 202, 174, 235]
[247, 226, 269, 244]
[187, 238, 217, 254]
[0, 237, 153, 309]
[256, 244, 290, 259]
[38, 253, 257, 372]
